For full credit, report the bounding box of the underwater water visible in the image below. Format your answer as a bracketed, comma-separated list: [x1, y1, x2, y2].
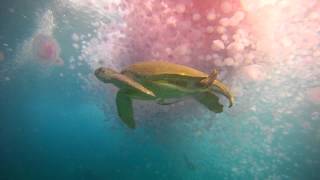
[1, 0, 320, 179]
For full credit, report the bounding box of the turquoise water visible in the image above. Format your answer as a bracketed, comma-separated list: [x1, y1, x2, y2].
[1, 0, 320, 179]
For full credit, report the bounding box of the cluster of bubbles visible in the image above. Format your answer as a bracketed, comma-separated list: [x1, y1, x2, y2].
[71, 0, 320, 105]
[79, 0, 257, 70]
[64, 0, 320, 178]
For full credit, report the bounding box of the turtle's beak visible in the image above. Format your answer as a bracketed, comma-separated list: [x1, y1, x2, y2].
[94, 67, 103, 77]
[95, 67, 104, 80]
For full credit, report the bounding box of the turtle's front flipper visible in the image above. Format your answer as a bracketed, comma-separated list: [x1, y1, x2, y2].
[116, 91, 135, 129]
[194, 92, 223, 113]
[114, 73, 156, 97]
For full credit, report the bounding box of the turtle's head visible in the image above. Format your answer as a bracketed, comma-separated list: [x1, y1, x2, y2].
[95, 67, 118, 83]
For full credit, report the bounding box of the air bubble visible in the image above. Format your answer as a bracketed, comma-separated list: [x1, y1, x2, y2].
[219, 18, 230, 27]
[192, 13, 201, 21]
[207, 11, 216, 21]
[176, 4, 186, 13]
[224, 57, 234, 66]
[211, 40, 225, 51]
[216, 26, 226, 34]
[221, 1, 233, 13]
[206, 26, 214, 33]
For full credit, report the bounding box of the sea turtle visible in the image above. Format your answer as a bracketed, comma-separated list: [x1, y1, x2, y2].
[95, 61, 234, 128]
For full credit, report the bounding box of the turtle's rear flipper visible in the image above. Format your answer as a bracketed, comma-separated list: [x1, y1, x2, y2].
[211, 80, 234, 107]
[200, 69, 218, 87]
[194, 92, 223, 113]
[116, 91, 135, 129]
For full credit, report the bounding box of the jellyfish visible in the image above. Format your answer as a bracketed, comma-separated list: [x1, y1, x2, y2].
[32, 33, 64, 66]
[306, 87, 320, 104]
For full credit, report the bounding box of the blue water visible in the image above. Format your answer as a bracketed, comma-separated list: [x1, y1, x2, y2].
[1, 0, 320, 180]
